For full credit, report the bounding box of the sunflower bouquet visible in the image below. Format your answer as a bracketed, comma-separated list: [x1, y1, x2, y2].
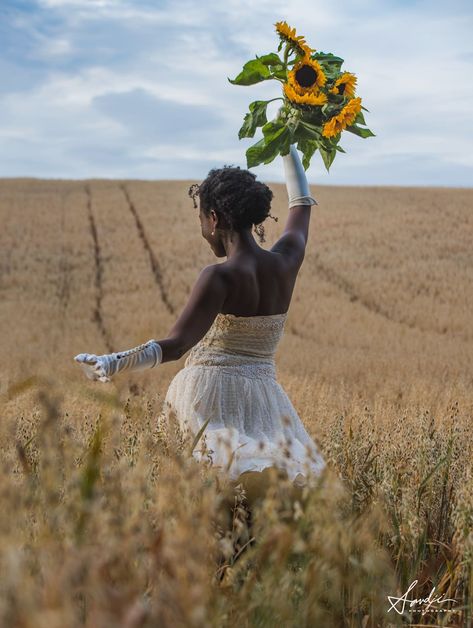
[228, 21, 375, 171]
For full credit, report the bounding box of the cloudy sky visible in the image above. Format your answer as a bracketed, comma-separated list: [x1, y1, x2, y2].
[1, 0, 472, 186]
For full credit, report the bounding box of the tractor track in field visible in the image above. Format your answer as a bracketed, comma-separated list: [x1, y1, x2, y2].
[120, 184, 176, 315]
[53, 190, 75, 355]
[311, 254, 450, 337]
[85, 185, 114, 353]
[57, 191, 72, 312]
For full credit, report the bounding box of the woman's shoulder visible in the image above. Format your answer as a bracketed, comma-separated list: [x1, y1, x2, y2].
[191, 264, 228, 306]
[219, 251, 288, 285]
[218, 249, 286, 273]
[199, 262, 231, 287]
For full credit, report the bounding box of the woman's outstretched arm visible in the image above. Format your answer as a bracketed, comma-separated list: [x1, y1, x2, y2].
[270, 144, 318, 269]
[74, 264, 227, 381]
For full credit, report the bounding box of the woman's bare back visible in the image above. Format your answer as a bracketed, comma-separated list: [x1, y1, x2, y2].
[218, 248, 299, 317]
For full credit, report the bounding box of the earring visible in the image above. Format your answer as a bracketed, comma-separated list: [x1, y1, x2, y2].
[211, 230, 215, 235]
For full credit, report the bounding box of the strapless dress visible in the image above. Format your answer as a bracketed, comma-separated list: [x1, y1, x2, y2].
[163, 312, 326, 487]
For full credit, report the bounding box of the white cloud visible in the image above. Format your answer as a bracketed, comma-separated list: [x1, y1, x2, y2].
[143, 144, 244, 162]
[38, 0, 204, 25]
[38, 0, 117, 7]
[37, 36, 73, 58]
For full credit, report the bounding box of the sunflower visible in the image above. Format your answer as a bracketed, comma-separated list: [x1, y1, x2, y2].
[274, 21, 314, 58]
[322, 96, 362, 138]
[329, 72, 357, 98]
[283, 82, 327, 106]
[287, 54, 326, 95]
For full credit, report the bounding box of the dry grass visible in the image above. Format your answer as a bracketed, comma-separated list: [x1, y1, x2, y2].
[0, 178, 472, 626]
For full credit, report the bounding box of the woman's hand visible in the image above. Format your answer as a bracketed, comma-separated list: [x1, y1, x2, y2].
[74, 340, 162, 382]
[74, 353, 112, 383]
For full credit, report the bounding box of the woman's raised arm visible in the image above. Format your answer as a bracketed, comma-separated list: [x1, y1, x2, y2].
[270, 144, 318, 268]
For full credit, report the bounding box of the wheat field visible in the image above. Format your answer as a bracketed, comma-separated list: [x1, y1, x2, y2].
[0, 178, 472, 627]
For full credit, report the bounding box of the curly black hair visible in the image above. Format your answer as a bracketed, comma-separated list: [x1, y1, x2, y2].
[188, 164, 278, 244]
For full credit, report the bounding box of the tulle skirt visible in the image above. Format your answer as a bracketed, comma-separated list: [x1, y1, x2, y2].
[163, 363, 326, 487]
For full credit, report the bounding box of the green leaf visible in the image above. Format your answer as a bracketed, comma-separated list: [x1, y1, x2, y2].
[246, 138, 266, 168]
[276, 127, 292, 158]
[319, 146, 337, 172]
[311, 51, 344, 75]
[296, 139, 319, 171]
[261, 118, 285, 140]
[301, 109, 324, 127]
[250, 99, 270, 118]
[271, 67, 288, 80]
[311, 52, 345, 65]
[319, 66, 340, 81]
[255, 53, 283, 67]
[325, 92, 345, 106]
[261, 126, 290, 162]
[238, 100, 270, 139]
[321, 135, 340, 149]
[255, 53, 287, 80]
[345, 124, 376, 138]
[335, 144, 346, 153]
[298, 120, 322, 140]
[321, 103, 343, 117]
[238, 113, 255, 139]
[354, 110, 367, 126]
[227, 59, 271, 86]
[361, 105, 370, 112]
[246, 127, 291, 168]
[280, 142, 291, 157]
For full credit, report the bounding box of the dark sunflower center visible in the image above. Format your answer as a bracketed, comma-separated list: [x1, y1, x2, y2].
[295, 65, 317, 88]
[338, 83, 346, 95]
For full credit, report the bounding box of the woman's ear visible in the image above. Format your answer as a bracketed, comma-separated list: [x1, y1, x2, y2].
[210, 209, 219, 229]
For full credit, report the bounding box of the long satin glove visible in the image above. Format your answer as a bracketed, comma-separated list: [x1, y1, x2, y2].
[74, 339, 162, 382]
[282, 144, 318, 208]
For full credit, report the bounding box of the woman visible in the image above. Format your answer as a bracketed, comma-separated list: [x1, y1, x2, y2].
[74, 145, 326, 494]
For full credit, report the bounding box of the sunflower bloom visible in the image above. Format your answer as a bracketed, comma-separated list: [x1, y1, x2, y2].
[329, 72, 357, 98]
[274, 21, 314, 57]
[283, 82, 327, 106]
[287, 55, 326, 95]
[322, 97, 362, 137]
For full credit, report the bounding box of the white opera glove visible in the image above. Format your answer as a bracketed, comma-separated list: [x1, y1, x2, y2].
[282, 144, 318, 208]
[74, 339, 162, 383]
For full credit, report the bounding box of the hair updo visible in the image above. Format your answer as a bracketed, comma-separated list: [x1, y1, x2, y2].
[188, 164, 277, 243]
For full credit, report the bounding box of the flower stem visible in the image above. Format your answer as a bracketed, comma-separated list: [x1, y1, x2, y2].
[283, 43, 290, 70]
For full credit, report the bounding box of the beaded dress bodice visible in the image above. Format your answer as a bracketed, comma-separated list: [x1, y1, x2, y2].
[184, 312, 288, 380]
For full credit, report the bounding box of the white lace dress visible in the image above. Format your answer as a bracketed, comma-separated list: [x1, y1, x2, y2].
[163, 312, 326, 487]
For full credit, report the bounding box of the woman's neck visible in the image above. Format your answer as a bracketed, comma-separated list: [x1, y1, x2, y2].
[222, 228, 260, 259]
